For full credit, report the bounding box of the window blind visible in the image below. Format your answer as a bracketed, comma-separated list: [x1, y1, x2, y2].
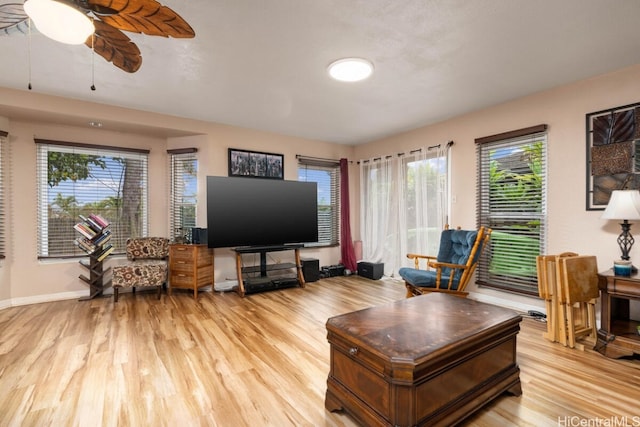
[297, 157, 340, 247]
[476, 126, 547, 295]
[168, 148, 198, 240]
[36, 140, 149, 258]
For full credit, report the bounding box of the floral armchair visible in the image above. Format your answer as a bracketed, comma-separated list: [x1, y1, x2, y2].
[112, 237, 169, 302]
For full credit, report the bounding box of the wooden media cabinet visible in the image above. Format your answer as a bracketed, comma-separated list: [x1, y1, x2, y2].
[169, 244, 214, 299]
[233, 244, 305, 297]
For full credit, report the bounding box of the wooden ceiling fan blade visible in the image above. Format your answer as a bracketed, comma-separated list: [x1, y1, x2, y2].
[0, 3, 30, 35]
[86, 20, 142, 73]
[86, 0, 195, 38]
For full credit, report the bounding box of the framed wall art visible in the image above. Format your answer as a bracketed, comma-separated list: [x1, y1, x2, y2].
[586, 101, 640, 210]
[228, 148, 284, 179]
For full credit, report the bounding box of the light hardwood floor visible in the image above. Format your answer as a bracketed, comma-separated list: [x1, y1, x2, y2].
[1, 276, 639, 426]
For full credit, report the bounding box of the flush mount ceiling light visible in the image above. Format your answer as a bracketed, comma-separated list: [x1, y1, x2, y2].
[24, 0, 94, 45]
[328, 58, 374, 82]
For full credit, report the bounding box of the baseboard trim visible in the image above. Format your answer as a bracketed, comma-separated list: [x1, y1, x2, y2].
[1, 283, 542, 313]
[3, 290, 88, 309]
[388, 276, 544, 314]
[214, 280, 237, 292]
[468, 291, 544, 315]
[0, 285, 224, 309]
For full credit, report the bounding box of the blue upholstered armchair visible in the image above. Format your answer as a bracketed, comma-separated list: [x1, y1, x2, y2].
[398, 226, 491, 298]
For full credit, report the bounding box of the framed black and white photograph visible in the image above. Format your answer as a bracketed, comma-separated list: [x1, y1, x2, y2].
[228, 148, 284, 179]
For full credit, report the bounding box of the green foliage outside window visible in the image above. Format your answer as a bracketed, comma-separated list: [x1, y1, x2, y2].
[39, 146, 146, 257]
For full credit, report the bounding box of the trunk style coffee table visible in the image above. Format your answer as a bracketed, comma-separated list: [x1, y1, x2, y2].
[325, 293, 522, 427]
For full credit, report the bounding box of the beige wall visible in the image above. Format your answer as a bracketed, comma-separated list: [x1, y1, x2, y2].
[1, 63, 640, 309]
[354, 63, 640, 309]
[4, 121, 168, 304]
[166, 128, 354, 287]
[0, 116, 8, 303]
[0, 90, 352, 306]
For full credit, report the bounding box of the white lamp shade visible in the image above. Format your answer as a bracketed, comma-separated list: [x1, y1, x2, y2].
[24, 0, 94, 45]
[601, 190, 640, 220]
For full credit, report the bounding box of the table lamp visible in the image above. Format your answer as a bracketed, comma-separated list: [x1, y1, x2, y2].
[601, 190, 640, 271]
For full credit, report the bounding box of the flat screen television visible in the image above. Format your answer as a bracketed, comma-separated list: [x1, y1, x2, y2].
[206, 176, 319, 248]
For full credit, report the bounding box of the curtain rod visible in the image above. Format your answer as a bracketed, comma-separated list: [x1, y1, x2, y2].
[296, 154, 347, 166]
[34, 138, 151, 154]
[167, 147, 198, 154]
[358, 140, 453, 164]
[295, 154, 340, 162]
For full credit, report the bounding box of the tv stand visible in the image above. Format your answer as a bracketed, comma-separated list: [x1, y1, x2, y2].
[233, 245, 306, 297]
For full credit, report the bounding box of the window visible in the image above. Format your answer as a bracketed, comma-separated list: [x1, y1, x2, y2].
[476, 125, 547, 295]
[168, 148, 198, 240]
[298, 157, 340, 246]
[360, 145, 449, 276]
[0, 131, 6, 259]
[36, 140, 149, 258]
[402, 151, 448, 257]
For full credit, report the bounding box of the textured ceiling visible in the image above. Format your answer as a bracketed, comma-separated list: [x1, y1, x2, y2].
[1, 0, 640, 144]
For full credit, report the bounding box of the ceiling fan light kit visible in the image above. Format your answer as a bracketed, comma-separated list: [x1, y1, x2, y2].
[328, 57, 374, 82]
[24, 0, 94, 45]
[0, 0, 195, 73]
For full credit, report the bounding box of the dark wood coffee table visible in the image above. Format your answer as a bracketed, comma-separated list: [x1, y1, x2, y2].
[325, 293, 522, 427]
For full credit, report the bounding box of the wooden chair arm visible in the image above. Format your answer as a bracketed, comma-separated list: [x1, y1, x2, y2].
[406, 253, 436, 260]
[406, 253, 437, 269]
[426, 261, 469, 291]
[428, 261, 467, 271]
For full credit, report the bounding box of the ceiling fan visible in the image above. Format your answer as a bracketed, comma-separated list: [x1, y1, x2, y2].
[0, 0, 195, 73]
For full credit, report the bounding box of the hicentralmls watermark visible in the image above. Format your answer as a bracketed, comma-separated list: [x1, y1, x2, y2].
[558, 416, 640, 427]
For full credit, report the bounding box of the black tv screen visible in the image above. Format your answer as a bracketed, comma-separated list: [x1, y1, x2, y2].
[206, 176, 319, 248]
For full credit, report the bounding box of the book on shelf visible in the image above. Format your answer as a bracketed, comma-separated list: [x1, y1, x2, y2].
[74, 213, 112, 256]
[93, 229, 112, 246]
[89, 214, 110, 229]
[74, 223, 97, 239]
[74, 238, 97, 254]
[96, 244, 114, 262]
[79, 214, 104, 233]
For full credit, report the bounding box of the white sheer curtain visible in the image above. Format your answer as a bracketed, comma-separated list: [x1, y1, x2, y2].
[360, 145, 449, 277]
[360, 156, 396, 267]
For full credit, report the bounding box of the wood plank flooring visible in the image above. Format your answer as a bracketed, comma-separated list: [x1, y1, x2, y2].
[0, 276, 639, 426]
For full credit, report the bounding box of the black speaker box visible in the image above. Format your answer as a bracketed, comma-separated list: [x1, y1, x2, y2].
[191, 227, 208, 244]
[358, 261, 384, 280]
[323, 264, 345, 277]
[301, 258, 320, 282]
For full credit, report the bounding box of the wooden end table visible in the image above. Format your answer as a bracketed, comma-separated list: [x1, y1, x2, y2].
[596, 270, 640, 358]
